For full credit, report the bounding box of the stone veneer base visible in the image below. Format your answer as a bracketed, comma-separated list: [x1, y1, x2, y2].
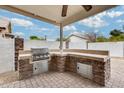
[49, 54, 110, 86]
[18, 53, 110, 86]
[18, 58, 33, 80]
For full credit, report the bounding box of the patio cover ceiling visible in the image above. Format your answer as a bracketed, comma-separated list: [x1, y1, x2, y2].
[0, 5, 117, 26]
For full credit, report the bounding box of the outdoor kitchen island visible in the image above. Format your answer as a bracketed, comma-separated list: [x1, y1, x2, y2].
[18, 49, 110, 86]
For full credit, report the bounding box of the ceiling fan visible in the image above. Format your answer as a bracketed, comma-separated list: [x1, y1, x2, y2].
[62, 5, 92, 17]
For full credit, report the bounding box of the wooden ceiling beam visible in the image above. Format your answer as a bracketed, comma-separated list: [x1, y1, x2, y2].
[62, 5, 68, 17]
[82, 5, 92, 11]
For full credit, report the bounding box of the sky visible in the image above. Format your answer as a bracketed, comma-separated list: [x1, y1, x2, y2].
[0, 5, 124, 41]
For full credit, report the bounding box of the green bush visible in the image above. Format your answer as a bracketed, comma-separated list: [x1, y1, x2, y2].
[30, 36, 45, 40]
[96, 36, 108, 42]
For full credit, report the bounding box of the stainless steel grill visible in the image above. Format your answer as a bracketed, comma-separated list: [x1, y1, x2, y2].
[31, 48, 50, 61]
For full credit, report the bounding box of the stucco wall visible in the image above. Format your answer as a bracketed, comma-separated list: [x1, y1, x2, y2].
[24, 39, 124, 57]
[0, 37, 15, 73]
[88, 42, 124, 57]
[69, 36, 88, 49]
[68, 36, 124, 57]
[24, 40, 65, 50]
[69, 36, 87, 42]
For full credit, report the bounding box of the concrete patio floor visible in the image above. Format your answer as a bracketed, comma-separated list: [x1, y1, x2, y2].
[0, 58, 124, 88]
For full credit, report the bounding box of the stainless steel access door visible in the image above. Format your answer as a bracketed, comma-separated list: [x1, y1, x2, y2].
[33, 60, 48, 75]
[77, 62, 93, 79]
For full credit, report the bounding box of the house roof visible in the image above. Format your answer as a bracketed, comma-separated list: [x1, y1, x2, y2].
[65, 32, 89, 41]
[0, 19, 12, 34]
[0, 19, 9, 28]
[0, 5, 117, 26]
[0, 27, 6, 30]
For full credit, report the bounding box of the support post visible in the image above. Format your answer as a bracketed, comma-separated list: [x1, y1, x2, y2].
[60, 23, 63, 54]
[15, 38, 24, 71]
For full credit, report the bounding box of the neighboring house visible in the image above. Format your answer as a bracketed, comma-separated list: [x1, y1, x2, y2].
[0, 19, 14, 39]
[65, 32, 89, 49]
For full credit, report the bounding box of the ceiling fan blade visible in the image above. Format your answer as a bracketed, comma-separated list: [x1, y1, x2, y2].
[82, 5, 92, 11]
[62, 5, 68, 17]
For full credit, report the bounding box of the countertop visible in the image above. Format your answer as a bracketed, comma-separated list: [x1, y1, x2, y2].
[19, 51, 110, 62]
[50, 52, 109, 62]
